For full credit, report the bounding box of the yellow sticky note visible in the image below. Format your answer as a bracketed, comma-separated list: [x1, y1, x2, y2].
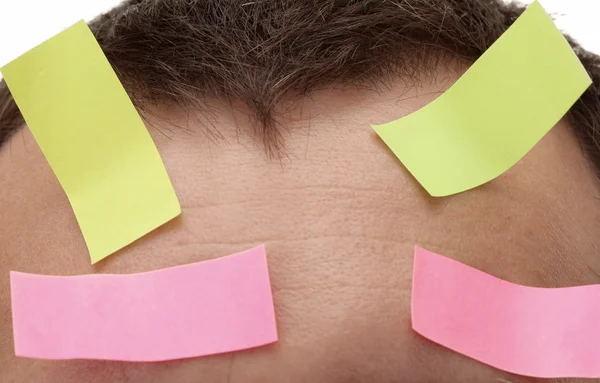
[1, 21, 180, 263]
[372, 1, 591, 197]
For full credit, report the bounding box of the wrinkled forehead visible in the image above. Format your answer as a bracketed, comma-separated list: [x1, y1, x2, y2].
[2, 63, 600, 383]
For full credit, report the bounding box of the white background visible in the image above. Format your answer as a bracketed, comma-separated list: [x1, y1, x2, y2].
[0, 0, 124, 69]
[0, 0, 599, 71]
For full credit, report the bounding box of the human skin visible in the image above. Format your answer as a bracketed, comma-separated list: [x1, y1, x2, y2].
[1, 62, 599, 383]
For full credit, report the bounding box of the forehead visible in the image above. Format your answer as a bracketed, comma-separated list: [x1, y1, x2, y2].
[1, 67, 600, 383]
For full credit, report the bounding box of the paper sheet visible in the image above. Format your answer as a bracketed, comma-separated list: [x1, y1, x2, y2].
[372, 1, 591, 197]
[0, 20, 180, 263]
[412, 246, 600, 378]
[10, 245, 277, 361]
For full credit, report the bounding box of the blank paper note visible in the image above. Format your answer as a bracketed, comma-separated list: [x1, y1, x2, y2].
[10, 245, 278, 361]
[373, 1, 591, 197]
[412, 246, 600, 378]
[0, 20, 180, 263]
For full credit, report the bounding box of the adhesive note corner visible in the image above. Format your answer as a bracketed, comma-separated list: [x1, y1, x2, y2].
[10, 245, 277, 361]
[373, 1, 591, 197]
[0, 20, 180, 263]
[411, 246, 600, 378]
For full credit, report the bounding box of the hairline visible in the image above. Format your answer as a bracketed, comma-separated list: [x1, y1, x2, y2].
[0, 0, 599, 179]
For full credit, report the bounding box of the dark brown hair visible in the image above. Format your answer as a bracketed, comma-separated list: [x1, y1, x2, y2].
[2, 0, 600, 170]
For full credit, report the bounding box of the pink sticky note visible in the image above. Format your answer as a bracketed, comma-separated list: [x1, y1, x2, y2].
[10, 245, 277, 361]
[412, 246, 600, 378]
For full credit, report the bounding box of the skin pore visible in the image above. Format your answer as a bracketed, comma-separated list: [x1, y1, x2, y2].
[2, 58, 600, 383]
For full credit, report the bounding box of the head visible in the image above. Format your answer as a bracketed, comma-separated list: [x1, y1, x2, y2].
[2, 1, 600, 382]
